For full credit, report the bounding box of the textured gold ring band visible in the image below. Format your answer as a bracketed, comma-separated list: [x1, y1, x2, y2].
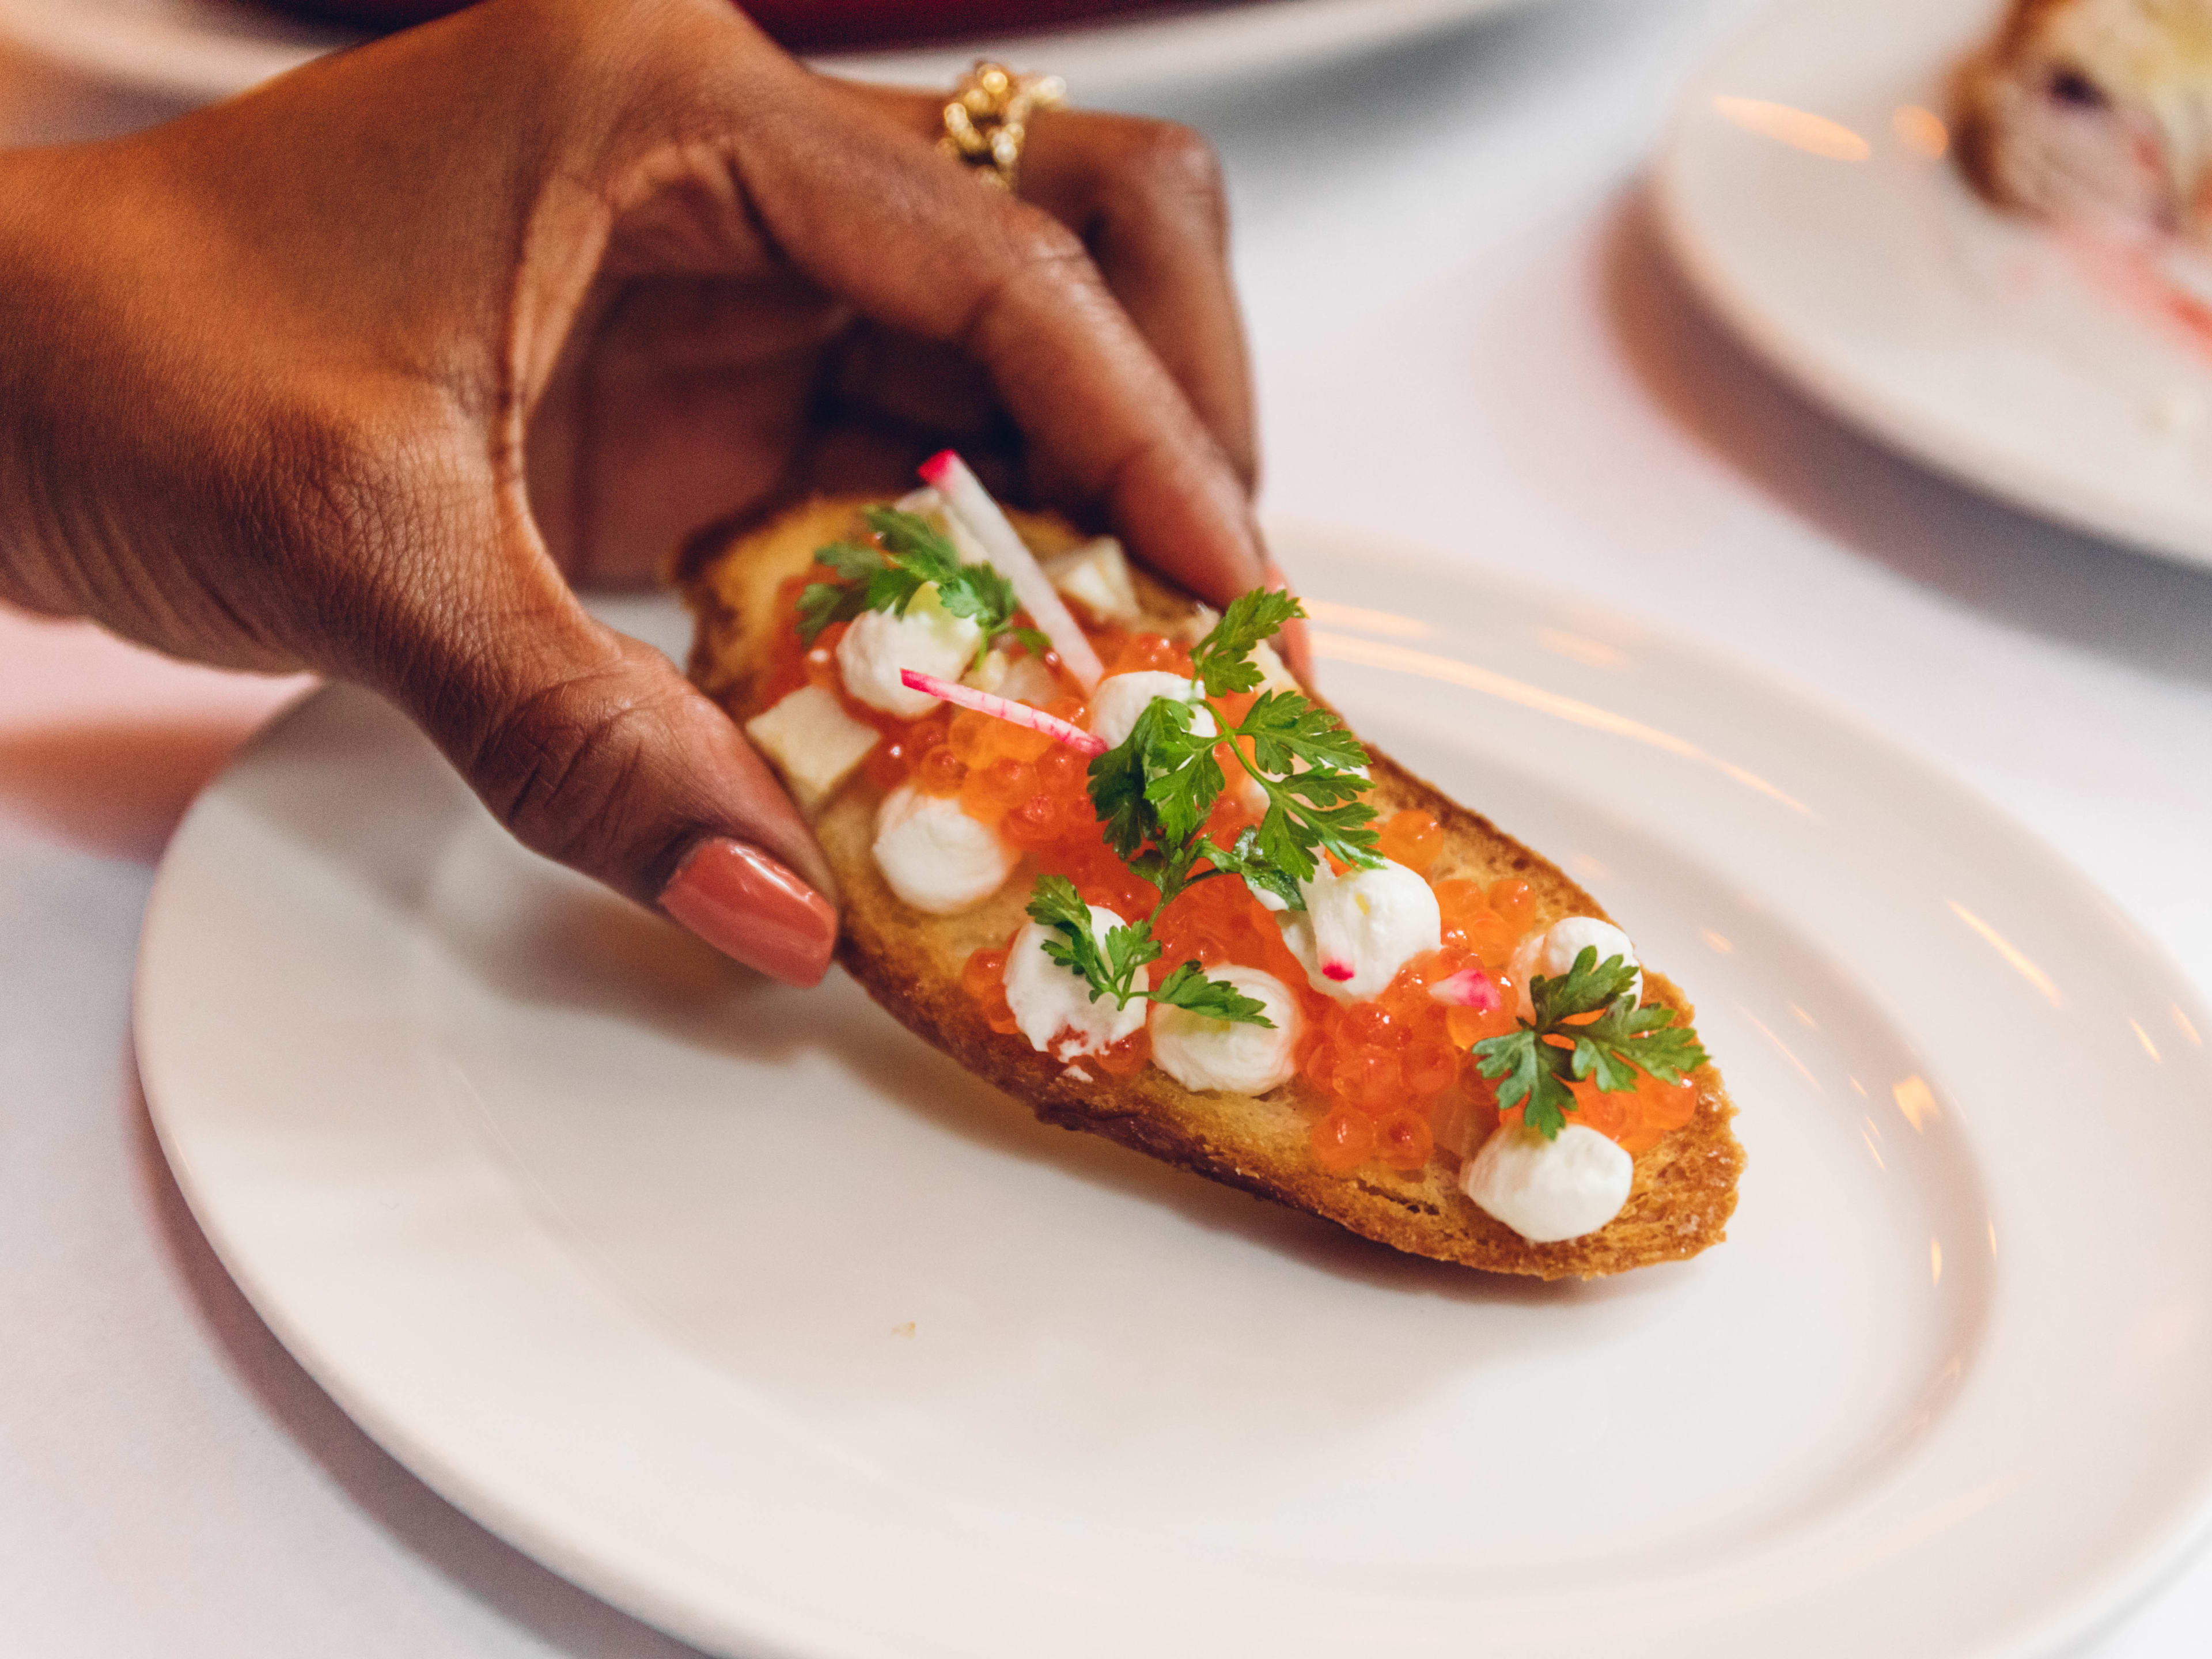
[940, 60, 1068, 192]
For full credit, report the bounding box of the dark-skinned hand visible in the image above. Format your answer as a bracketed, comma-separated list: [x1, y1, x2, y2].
[0, 0, 1289, 983]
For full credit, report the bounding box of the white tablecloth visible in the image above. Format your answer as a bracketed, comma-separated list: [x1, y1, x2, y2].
[5, 1, 2210, 1652]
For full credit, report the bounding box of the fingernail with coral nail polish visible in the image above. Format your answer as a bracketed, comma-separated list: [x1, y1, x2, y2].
[660, 838, 837, 986]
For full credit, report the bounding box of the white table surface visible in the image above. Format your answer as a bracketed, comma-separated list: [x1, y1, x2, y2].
[5, 1, 2211, 1653]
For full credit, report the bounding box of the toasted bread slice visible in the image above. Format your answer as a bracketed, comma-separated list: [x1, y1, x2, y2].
[683, 499, 1743, 1278]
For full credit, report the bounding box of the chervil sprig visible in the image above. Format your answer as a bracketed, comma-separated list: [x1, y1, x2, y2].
[1026, 876, 1270, 1025]
[1124, 596, 1382, 884]
[797, 507, 1048, 667]
[1024, 588, 1378, 1031]
[1470, 948, 1708, 1139]
[1187, 588, 1304, 696]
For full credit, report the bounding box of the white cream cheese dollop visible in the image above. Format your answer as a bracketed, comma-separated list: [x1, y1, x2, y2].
[870, 784, 1016, 915]
[836, 584, 982, 719]
[1280, 859, 1442, 1003]
[1461, 1123, 1633, 1243]
[1086, 672, 1215, 749]
[1005, 906, 1149, 1058]
[1149, 966, 1302, 1094]
[1509, 916, 1641, 1021]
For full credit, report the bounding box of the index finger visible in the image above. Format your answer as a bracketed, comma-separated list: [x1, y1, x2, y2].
[733, 67, 1271, 619]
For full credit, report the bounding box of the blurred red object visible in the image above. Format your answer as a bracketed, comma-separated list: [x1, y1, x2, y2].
[273, 1, 1234, 50]
[744, 0, 1219, 50]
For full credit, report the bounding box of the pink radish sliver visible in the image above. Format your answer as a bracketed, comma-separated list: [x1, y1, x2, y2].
[918, 450, 1105, 691]
[899, 669, 1107, 756]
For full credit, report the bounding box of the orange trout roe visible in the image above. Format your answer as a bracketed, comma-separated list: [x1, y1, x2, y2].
[756, 558, 1700, 1183]
[1376, 808, 1444, 873]
[1094, 628, 1194, 679]
[961, 945, 1022, 1036]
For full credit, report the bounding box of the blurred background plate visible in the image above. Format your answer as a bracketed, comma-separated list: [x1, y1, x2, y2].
[0, 0, 1565, 110]
[135, 533, 2212, 1659]
[1657, 0, 2212, 571]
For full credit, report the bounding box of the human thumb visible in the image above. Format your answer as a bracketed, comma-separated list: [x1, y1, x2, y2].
[387, 588, 838, 987]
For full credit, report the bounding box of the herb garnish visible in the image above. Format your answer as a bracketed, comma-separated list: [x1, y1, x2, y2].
[1471, 948, 1708, 1139]
[1025, 590, 1383, 1029]
[800, 507, 1048, 668]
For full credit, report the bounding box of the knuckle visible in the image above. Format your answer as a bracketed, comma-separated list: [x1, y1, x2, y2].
[998, 200, 1089, 273]
[1136, 120, 1225, 197]
[468, 649, 680, 880]
[960, 202, 1100, 347]
[1119, 120, 1228, 230]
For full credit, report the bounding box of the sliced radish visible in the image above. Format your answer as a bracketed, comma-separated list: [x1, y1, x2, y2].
[899, 669, 1107, 756]
[919, 450, 1105, 692]
[1430, 969, 1502, 1012]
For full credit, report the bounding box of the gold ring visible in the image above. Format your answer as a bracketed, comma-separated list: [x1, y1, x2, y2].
[940, 60, 1067, 192]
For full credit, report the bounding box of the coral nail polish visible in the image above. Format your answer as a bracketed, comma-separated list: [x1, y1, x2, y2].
[660, 838, 836, 987]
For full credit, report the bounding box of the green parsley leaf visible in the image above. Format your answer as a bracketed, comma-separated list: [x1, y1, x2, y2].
[1141, 700, 1224, 849]
[1238, 691, 1370, 778]
[1191, 590, 1304, 697]
[1210, 825, 1305, 912]
[1570, 996, 1709, 1090]
[1151, 961, 1274, 1027]
[861, 508, 962, 577]
[930, 563, 1018, 630]
[1030, 879, 1156, 1010]
[1087, 711, 1158, 863]
[1099, 919, 1162, 1003]
[1251, 799, 1316, 887]
[1027, 875, 1103, 974]
[1528, 947, 1639, 1030]
[814, 540, 889, 582]
[1026, 876, 1263, 1024]
[796, 578, 873, 645]
[1469, 946, 1707, 1141]
[801, 509, 1035, 662]
[1472, 1029, 1581, 1139]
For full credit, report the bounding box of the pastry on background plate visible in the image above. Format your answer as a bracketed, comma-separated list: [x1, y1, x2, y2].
[683, 454, 1744, 1278]
[1956, 0, 2212, 241]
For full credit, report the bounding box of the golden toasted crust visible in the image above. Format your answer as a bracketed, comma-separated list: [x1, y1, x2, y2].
[684, 499, 1744, 1278]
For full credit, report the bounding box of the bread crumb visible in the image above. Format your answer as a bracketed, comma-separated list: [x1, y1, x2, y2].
[892, 1321, 916, 1338]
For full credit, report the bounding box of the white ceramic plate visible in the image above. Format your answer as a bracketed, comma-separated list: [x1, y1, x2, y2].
[137, 531, 2212, 1659]
[0, 0, 1554, 109]
[1657, 0, 2212, 570]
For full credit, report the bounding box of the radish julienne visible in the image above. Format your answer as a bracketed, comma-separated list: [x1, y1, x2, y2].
[919, 450, 1106, 692]
[899, 668, 1108, 755]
